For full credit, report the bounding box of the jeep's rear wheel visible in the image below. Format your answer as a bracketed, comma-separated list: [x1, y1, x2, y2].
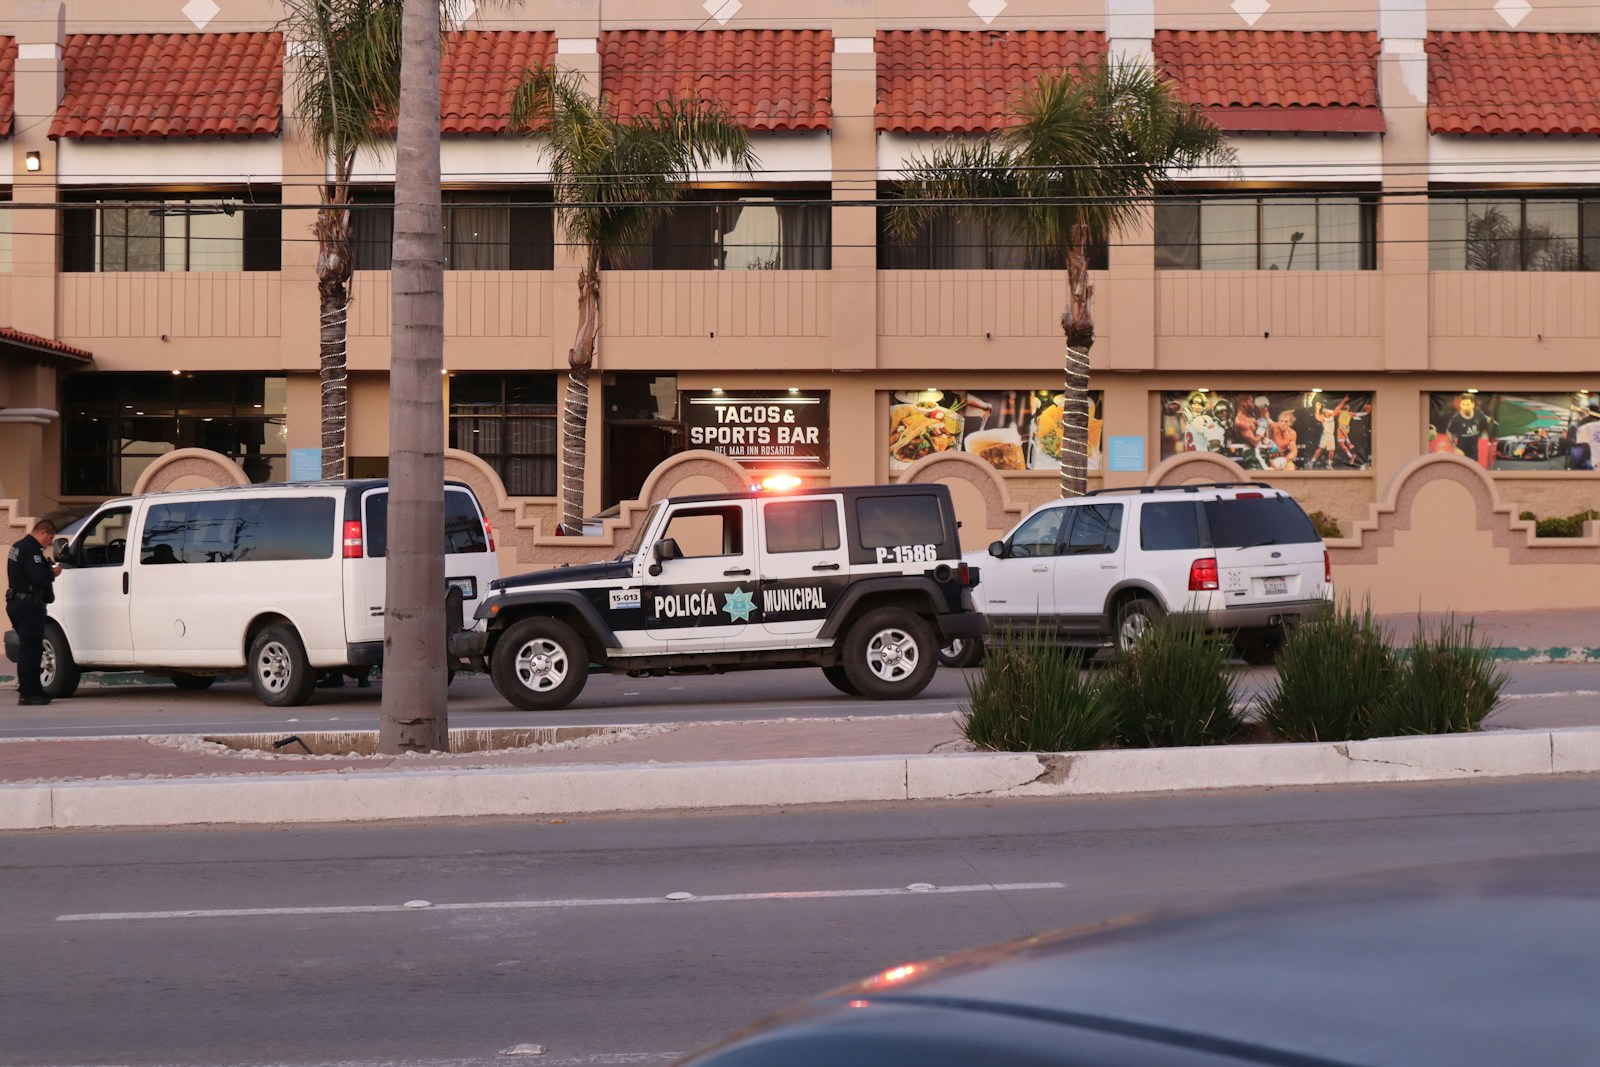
[1114, 598, 1165, 656]
[821, 665, 860, 696]
[842, 607, 937, 700]
[492, 617, 588, 711]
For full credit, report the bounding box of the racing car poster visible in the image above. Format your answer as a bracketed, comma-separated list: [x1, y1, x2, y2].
[1428, 391, 1600, 470]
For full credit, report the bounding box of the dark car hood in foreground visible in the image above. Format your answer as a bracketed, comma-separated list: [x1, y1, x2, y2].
[491, 559, 633, 591]
[677, 851, 1600, 1066]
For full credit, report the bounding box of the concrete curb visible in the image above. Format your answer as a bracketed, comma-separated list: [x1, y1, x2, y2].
[3, 727, 1598, 831]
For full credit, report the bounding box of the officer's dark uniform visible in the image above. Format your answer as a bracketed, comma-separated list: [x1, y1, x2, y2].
[7, 532, 58, 704]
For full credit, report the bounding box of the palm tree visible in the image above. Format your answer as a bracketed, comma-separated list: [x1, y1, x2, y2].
[281, 0, 404, 479]
[378, 0, 448, 754]
[888, 60, 1234, 497]
[509, 67, 757, 535]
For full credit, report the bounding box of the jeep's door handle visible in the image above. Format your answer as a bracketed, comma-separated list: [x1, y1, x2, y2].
[724, 568, 752, 577]
[813, 563, 840, 571]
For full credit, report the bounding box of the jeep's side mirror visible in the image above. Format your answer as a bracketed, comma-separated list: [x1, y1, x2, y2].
[648, 538, 683, 577]
[988, 540, 1008, 559]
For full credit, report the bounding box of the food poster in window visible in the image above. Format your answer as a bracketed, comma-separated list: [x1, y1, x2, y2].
[887, 390, 1104, 473]
[1160, 391, 1374, 471]
[1428, 392, 1600, 470]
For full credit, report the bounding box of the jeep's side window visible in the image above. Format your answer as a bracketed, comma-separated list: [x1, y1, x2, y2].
[1139, 502, 1202, 551]
[1008, 509, 1066, 558]
[75, 507, 133, 567]
[662, 506, 743, 558]
[1064, 504, 1122, 555]
[855, 495, 944, 549]
[765, 500, 840, 554]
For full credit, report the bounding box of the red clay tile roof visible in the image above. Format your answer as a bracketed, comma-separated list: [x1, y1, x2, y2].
[441, 30, 555, 134]
[51, 32, 282, 139]
[1428, 31, 1600, 134]
[877, 30, 1105, 133]
[0, 38, 15, 139]
[0, 327, 93, 363]
[1155, 30, 1384, 133]
[601, 29, 832, 132]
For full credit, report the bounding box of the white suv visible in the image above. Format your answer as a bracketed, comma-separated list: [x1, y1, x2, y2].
[957, 482, 1332, 664]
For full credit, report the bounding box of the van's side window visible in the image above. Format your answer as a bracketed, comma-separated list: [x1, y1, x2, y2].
[362, 489, 489, 558]
[76, 507, 133, 567]
[143, 497, 335, 563]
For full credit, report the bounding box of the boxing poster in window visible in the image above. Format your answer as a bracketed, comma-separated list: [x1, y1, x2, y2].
[1160, 391, 1374, 471]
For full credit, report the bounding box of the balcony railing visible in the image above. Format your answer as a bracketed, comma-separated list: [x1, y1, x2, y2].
[1157, 271, 1381, 338]
[58, 272, 282, 338]
[602, 271, 829, 339]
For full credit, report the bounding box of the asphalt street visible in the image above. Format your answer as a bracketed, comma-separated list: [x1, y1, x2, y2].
[5, 777, 1600, 1066]
[5, 660, 1600, 739]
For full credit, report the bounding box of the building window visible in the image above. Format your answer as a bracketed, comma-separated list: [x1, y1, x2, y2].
[448, 374, 558, 497]
[60, 374, 288, 495]
[1155, 196, 1377, 271]
[61, 194, 282, 272]
[351, 191, 554, 271]
[1429, 198, 1600, 271]
[609, 192, 831, 270]
[878, 209, 1108, 270]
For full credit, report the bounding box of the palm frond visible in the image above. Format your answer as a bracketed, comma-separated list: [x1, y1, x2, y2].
[886, 139, 1029, 244]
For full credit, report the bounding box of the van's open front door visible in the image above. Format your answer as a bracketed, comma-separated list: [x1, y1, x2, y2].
[54, 504, 137, 665]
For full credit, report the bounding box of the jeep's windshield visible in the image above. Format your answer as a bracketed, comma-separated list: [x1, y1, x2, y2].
[623, 502, 662, 559]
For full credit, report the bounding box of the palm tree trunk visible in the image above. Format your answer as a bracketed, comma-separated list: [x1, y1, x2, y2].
[560, 261, 601, 536]
[1059, 223, 1096, 498]
[314, 202, 353, 479]
[379, 0, 447, 754]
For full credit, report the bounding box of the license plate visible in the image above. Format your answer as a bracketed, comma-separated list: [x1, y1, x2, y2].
[1264, 577, 1287, 596]
[447, 576, 478, 600]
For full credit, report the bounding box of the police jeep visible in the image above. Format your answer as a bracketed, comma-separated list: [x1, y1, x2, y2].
[459, 483, 984, 711]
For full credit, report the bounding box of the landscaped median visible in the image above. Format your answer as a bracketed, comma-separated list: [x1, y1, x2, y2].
[2, 725, 1598, 831]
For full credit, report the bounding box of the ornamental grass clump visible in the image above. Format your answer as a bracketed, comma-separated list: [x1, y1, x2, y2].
[1257, 602, 1398, 742]
[1103, 616, 1245, 748]
[1370, 615, 1508, 736]
[959, 628, 1115, 753]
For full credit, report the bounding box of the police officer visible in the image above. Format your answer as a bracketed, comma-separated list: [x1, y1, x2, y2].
[7, 519, 61, 706]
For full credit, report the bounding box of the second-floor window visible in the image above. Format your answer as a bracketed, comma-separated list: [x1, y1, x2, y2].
[62, 195, 282, 272]
[1429, 197, 1600, 271]
[609, 192, 832, 270]
[352, 191, 554, 271]
[877, 207, 1108, 270]
[1155, 196, 1377, 271]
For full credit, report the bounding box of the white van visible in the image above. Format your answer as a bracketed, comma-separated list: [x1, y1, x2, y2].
[30, 480, 499, 706]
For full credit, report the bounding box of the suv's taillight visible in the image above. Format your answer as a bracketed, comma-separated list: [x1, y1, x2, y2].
[342, 520, 364, 559]
[1188, 557, 1220, 591]
[484, 519, 496, 552]
[1324, 549, 1332, 585]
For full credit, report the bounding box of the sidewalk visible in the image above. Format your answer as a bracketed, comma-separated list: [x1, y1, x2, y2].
[3, 608, 1600, 830]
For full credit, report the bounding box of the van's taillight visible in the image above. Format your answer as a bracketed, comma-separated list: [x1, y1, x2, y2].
[342, 520, 364, 559]
[1189, 557, 1220, 591]
[1324, 550, 1332, 585]
[484, 519, 495, 552]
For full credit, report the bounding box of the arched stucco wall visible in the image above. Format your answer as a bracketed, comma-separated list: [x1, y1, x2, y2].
[132, 449, 251, 495]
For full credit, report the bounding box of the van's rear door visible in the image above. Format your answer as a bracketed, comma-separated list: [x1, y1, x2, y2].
[444, 485, 498, 629]
[1204, 494, 1327, 607]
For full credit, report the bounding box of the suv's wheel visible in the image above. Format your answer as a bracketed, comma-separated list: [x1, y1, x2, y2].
[170, 672, 217, 691]
[491, 617, 589, 711]
[821, 665, 860, 696]
[842, 607, 937, 700]
[1114, 598, 1165, 656]
[41, 622, 82, 699]
[938, 636, 984, 669]
[1235, 632, 1285, 667]
[248, 624, 317, 707]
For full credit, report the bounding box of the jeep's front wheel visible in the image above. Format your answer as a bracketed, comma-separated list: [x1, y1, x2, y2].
[842, 607, 937, 700]
[491, 617, 589, 711]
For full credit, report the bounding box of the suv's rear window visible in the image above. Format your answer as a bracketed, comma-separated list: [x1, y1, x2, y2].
[1140, 501, 1202, 551]
[1203, 497, 1319, 548]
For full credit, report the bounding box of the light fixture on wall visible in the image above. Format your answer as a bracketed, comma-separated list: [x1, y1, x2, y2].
[25, 151, 41, 172]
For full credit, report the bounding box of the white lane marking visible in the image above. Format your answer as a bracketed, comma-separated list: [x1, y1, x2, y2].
[58, 881, 1064, 923]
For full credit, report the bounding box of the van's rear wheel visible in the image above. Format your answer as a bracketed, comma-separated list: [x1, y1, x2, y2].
[40, 622, 81, 699]
[842, 607, 937, 700]
[491, 617, 588, 711]
[938, 636, 984, 668]
[248, 624, 316, 707]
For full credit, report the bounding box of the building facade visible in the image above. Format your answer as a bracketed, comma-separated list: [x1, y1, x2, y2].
[2, 0, 1599, 571]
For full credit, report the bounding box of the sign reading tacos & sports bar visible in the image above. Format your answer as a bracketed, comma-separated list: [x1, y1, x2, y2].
[682, 390, 829, 467]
